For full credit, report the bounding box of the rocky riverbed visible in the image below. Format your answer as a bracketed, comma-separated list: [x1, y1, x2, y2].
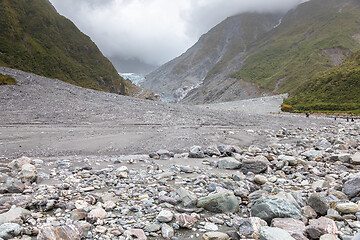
[1, 120, 360, 240]
[1, 67, 360, 239]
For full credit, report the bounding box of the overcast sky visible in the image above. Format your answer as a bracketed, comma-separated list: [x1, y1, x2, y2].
[49, 0, 307, 67]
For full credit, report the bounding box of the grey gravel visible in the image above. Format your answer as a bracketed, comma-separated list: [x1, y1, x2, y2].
[0, 67, 360, 240]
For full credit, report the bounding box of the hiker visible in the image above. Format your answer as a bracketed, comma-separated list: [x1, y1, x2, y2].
[351, 117, 355, 122]
[334, 116, 337, 120]
[347, 117, 349, 122]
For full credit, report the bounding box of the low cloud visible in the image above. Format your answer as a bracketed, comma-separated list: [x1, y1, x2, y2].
[49, 0, 308, 66]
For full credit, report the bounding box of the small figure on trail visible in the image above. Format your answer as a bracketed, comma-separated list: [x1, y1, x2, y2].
[306, 113, 310, 118]
[347, 117, 349, 122]
[334, 116, 337, 120]
[351, 117, 355, 122]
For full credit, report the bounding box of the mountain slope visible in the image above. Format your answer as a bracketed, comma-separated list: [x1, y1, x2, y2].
[233, 0, 360, 95]
[0, 0, 142, 96]
[144, 12, 282, 103]
[283, 50, 360, 113]
[145, 0, 360, 106]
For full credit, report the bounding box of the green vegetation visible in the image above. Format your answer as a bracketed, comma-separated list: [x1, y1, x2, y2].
[232, 0, 360, 97]
[0, 0, 138, 95]
[0, 73, 16, 85]
[284, 50, 360, 114]
[281, 104, 293, 112]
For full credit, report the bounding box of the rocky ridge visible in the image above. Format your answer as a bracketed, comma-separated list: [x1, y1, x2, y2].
[0, 120, 360, 239]
[144, 12, 281, 103]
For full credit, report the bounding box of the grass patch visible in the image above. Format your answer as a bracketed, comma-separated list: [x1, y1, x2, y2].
[0, 73, 16, 85]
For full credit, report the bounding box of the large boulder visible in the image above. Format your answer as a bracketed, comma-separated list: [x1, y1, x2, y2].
[197, 192, 239, 213]
[37, 224, 84, 240]
[259, 226, 296, 240]
[353, 232, 360, 240]
[330, 154, 351, 163]
[315, 139, 331, 150]
[176, 187, 197, 208]
[350, 152, 360, 165]
[232, 217, 267, 239]
[176, 214, 197, 229]
[305, 217, 338, 239]
[334, 201, 359, 214]
[20, 163, 37, 183]
[124, 229, 147, 240]
[0, 207, 31, 225]
[204, 145, 221, 157]
[202, 232, 229, 240]
[189, 146, 205, 158]
[301, 150, 322, 160]
[157, 210, 173, 223]
[156, 149, 172, 160]
[343, 173, 360, 198]
[319, 234, 340, 240]
[0, 223, 23, 240]
[251, 196, 302, 224]
[161, 224, 174, 239]
[241, 159, 268, 174]
[271, 218, 307, 239]
[8, 157, 32, 170]
[217, 157, 241, 170]
[87, 208, 106, 223]
[5, 178, 25, 193]
[307, 193, 329, 216]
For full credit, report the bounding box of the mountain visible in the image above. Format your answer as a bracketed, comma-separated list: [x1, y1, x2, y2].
[144, 0, 360, 106]
[144, 12, 282, 103]
[233, 0, 360, 95]
[283, 49, 360, 113]
[0, 0, 147, 97]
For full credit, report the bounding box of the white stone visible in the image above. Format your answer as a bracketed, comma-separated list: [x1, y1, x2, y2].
[157, 210, 173, 223]
[204, 222, 218, 231]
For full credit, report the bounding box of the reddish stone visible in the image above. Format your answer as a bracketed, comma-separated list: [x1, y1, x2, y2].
[176, 214, 197, 229]
[306, 217, 338, 239]
[271, 218, 307, 240]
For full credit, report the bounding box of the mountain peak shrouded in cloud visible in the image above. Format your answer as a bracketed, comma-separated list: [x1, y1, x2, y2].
[49, 0, 308, 68]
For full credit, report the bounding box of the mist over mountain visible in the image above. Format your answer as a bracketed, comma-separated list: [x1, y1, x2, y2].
[49, 0, 307, 72]
[109, 57, 158, 75]
[144, 0, 360, 113]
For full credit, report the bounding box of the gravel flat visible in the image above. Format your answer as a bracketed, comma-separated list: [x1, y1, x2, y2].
[2, 67, 360, 240]
[0, 67, 334, 158]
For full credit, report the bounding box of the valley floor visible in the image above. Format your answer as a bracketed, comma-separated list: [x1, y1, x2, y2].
[0, 67, 334, 159]
[1, 67, 360, 240]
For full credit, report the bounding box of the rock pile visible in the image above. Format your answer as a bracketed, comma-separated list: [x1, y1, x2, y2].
[0, 123, 360, 239]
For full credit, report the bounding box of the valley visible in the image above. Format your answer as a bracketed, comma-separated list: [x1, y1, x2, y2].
[0, 67, 314, 159]
[1, 67, 360, 240]
[1, 0, 360, 239]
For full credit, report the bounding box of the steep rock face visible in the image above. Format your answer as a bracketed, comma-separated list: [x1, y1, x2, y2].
[0, 0, 145, 96]
[144, 12, 282, 103]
